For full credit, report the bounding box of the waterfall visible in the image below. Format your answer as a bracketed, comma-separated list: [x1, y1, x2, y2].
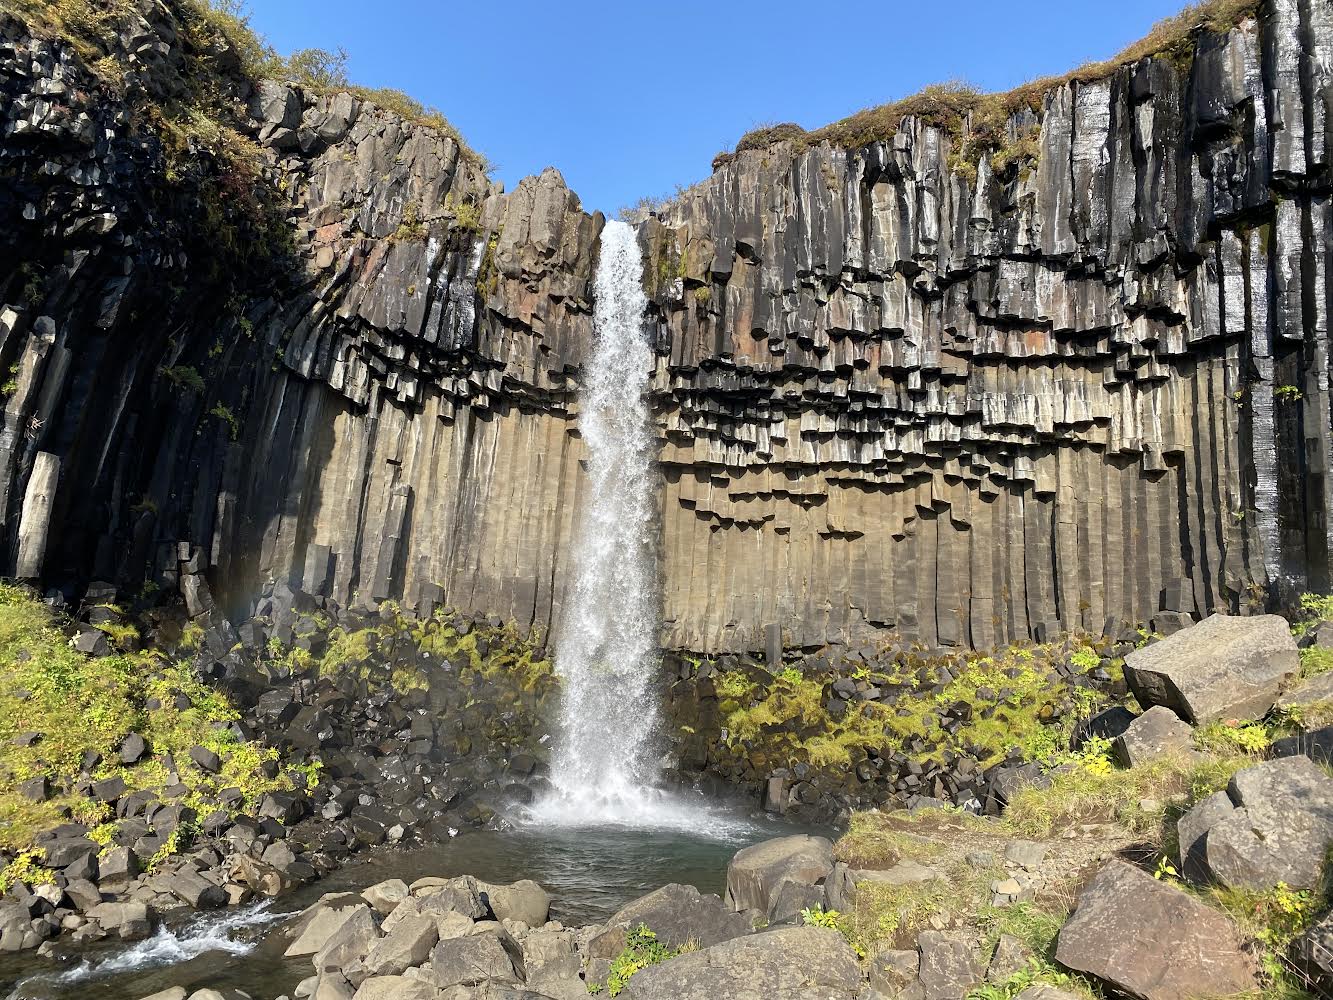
[537, 219, 664, 818]
[527, 220, 751, 838]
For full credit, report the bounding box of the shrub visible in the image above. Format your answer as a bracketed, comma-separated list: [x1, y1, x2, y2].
[160, 365, 206, 394]
[603, 925, 681, 996]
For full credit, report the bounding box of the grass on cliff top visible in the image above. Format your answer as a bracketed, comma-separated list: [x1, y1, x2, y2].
[0, 584, 300, 877]
[715, 0, 1263, 171]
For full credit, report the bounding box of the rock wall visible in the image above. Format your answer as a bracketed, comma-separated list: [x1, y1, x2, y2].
[1, 0, 1332, 655]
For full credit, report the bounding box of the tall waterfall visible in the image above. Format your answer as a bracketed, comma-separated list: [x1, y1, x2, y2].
[538, 219, 665, 819]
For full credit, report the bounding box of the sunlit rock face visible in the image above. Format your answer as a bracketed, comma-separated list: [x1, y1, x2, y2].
[1, 0, 1331, 654]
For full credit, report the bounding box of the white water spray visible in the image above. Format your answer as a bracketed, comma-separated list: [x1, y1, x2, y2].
[528, 221, 754, 839]
[538, 219, 663, 815]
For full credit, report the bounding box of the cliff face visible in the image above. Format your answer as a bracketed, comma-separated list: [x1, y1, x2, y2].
[1, 0, 1331, 655]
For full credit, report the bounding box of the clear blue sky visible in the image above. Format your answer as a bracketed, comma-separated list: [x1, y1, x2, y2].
[245, 0, 1200, 216]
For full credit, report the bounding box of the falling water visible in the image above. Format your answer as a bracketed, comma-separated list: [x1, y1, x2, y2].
[527, 220, 754, 838]
[535, 219, 664, 819]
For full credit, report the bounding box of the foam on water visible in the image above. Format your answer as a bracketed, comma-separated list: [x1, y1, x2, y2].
[9, 901, 282, 996]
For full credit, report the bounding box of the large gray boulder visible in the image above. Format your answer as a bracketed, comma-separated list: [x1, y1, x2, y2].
[917, 930, 982, 1000]
[478, 879, 550, 927]
[1112, 706, 1193, 767]
[1055, 861, 1255, 999]
[312, 906, 381, 973]
[286, 896, 371, 957]
[1174, 755, 1333, 890]
[725, 835, 834, 917]
[608, 883, 752, 949]
[619, 926, 861, 1000]
[429, 931, 524, 988]
[1123, 613, 1298, 724]
[355, 914, 438, 981]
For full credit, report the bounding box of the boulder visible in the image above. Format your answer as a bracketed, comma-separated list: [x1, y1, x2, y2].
[619, 925, 861, 999]
[1174, 755, 1333, 890]
[1055, 861, 1255, 999]
[1015, 988, 1083, 1000]
[917, 930, 981, 1000]
[1276, 671, 1333, 727]
[1123, 613, 1298, 724]
[430, 931, 523, 988]
[725, 835, 834, 917]
[867, 948, 921, 998]
[1112, 706, 1194, 767]
[87, 901, 153, 940]
[608, 883, 752, 950]
[164, 870, 227, 909]
[361, 879, 409, 916]
[357, 914, 438, 980]
[350, 977, 436, 1000]
[479, 879, 550, 928]
[417, 876, 488, 921]
[99, 846, 139, 887]
[313, 906, 381, 973]
[137, 990, 187, 1000]
[286, 897, 373, 957]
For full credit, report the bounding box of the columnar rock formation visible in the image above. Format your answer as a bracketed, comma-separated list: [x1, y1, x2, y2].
[0, 0, 1331, 654]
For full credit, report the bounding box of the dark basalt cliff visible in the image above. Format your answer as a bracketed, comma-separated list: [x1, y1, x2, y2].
[1, 0, 1331, 655]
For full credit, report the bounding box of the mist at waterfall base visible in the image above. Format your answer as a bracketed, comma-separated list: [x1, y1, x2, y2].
[526, 220, 747, 839]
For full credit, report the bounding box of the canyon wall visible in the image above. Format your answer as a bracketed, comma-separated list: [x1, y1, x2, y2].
[1, 0, 1331, 654]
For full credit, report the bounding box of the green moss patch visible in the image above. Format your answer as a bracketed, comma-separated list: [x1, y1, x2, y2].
[0, 584, 297, 864]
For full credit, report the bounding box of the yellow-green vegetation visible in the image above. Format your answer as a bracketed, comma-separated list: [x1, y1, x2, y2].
[969, 904, 1097, 1000]
[279, 601, 554, 697]
[0, 584, 298, 862]
[591, 924, 690, 997]
[1292, 593, 1333, 638]
[1211, 881, 1324, 990]
[0, 849, 54, 892]
[715, 0, 1263, 173]
[717, 639, 1109, 771]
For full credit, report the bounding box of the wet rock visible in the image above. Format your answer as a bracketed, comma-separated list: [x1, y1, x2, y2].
[86, 901, 153, 940]
[1123, 614, 1299, 724]
[163, 870, 227, 910]
[725, 835, 834, 917]
[1055, 861, 1254, 999]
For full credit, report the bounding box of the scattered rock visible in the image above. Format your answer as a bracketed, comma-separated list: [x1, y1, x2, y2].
[917, 930, 982, 1000]
[608, 882, 751, 950]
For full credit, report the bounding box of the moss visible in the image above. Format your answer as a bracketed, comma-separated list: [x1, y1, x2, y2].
[714, 0, 1263, 174]
[0, 584, 296, 856]
[718, 639, 1107, 775]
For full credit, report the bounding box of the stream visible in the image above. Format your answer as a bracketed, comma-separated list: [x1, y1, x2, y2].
[0, 812, 816, 1000]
